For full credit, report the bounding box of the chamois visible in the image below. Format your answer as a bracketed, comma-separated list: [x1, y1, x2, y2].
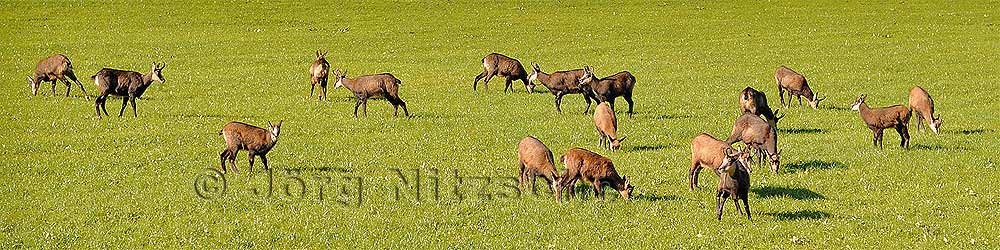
[556, 147, 633, 202]
[908, 86, 942, 134]
[593, 102, 626, 151]
[92, 62, 166, 118]
[689, 133, 751, 191]
[715, 147, 752, 220]
[27, 54, 89, 99]
[473, 53, 530, 93]
[333, 69, 410, 118]
[579, 66, 636, 116]
[725, 114, 781, 173]
[851, 95, 911, 149]
[739, 86, 783, 128]
[776, 66, 826, 109]
[527, 62, 595, 113]
[309, 50, 330, 100]
[219, 121, 283, 175]
[517, 136, 561, 198]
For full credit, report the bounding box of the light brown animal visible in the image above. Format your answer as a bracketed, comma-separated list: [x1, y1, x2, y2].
[556, 147, 633, 202]
[27, 54, 89, 99]
[593, 102, 626, 151]
[517, 136, 561, 198]
[219, 121, 283, 175]
[92, 62, 166, 118]
[740, 86, 783, 128]
[333, 69, 409, 118]
[689, 133, 752, 191]
[776, 66, 826, 109]
[851, 95, 911, 149]
[716, 147, 752, 221]
[908, 86, 942, 134]
[474, 53, 530, 93]
[309, 50, 330, 100]
[528, 62, 595, 113]
[579, 66, 636, 116]
[725, 114, 781, 173]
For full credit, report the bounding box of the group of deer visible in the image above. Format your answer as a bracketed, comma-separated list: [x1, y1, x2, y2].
[517, 136, 634, 202]
[308, 51, 409, 118]
[849, 86, 942, 149]
[27, 54, 167, 119]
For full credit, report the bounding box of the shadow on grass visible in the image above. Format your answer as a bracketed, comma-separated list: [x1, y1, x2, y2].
[752, 186, 824, 200]
[766, 210, 831, 220]
[911, 144, 967, 151]
[778, 128, 826, 134]
[635, 193, 680, 202]
[651, 114, 695, 120]
[173, 113, 246, 119]
[952, 129, 990, 135]
[821, 105, 851, 111]
[407, 113, 458, 120]
[784, 160, 845, 173]
[631, 144, 671, 152]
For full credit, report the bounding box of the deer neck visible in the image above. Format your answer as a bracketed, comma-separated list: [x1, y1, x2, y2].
[141, 72, 156, 87]
[340, 78, 360, 91]
[535, 71, 553, 86]
[606, 174, 626, 191]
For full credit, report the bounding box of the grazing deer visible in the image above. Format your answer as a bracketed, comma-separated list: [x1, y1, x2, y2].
[556, 147, 633, 202]
[473, 53, 530, 93]
[309, 50, 330, 100]
[527, 62, 596, 113]
[689, 133, 751, 191]
[851, 95, 911, 149]
[333, 69, 410, 118]
[715, 147, 752, 220]
[908, 86, 942, 134]
[739, 86, 783, 128]
[776, 66, 826, 109]
[27, 54, 89, 99]
[92, 62, 166, 118]
[517, 136, 561, 199]
[726, 114, 781, 173]
[219, 121, 283, 175]
[579, 66, 636, 116]
[593, 102, 626, 151]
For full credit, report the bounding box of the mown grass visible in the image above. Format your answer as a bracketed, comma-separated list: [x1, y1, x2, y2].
[1, 0, 999, 248]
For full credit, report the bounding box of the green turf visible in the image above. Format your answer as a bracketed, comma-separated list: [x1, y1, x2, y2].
[2, 0, 999, 248]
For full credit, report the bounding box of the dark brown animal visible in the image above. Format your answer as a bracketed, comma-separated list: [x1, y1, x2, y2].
[593, 102, 625, 151]
[517, 136, 561, 198]
[739, 86, 783, 128]
[908, 86, 942, 134]
[725, 114, 781, 173]
[219, 121, 283, 175]
[579, 66, 636, 116]
[689, 133, 751, 191]
[851, 95, 911, 149]
[473, 53, 530, 93]
[776, 66, 826, 109]
[309, 50, 330, 100]
[715, 147, 751, 220]
[27, 54, 89, 99]
[556, 147, 633, 202]
[332, 69, 409, 118]
[527, 62, 595, 113]
[92, 62, 166, 118]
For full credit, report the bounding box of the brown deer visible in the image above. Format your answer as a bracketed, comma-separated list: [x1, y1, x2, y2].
[739, 86, 783, 128]
[219, 121, 283, 175]
[726, 114, 781, 173]
[908, 86, 942, 134]
[689, 133, 751, 191]
[332, 69, 409, 118]
[556, 147, 633, 202]
[776, 66, 826, 109]
[309, 50, 330, 100]
[473, 53, 530, 93]
[517, 136, 561, 198]
[593, 102, 626, 151]
[27, 54, 89, 99]
[527, 62, 596, 113]
[579, 66, 636, 116]
[715, 147, 752, 220]
[92, 62, 166, 118]
[851, 95, 911, 149]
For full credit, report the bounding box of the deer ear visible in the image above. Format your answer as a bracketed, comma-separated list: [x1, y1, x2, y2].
[278, 120, 283, 127]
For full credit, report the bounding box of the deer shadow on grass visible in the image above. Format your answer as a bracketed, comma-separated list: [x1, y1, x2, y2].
[631, 144, 677, 152]
[651, 114, 695, 120]
[822, 105, 851, 111]
[765, 210, 831, 220]
[777, 128, 826, 134]
[951, 129, 990, 135]
[635, 193, 680, 202]
[752, 186, 824, 200]
[910, 144, 968, 151]
[783, 160, 845, 173]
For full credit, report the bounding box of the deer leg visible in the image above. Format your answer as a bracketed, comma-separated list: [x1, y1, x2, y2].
[50, 80, 57, 96]
[60, 78, 72, 97]
[593, 181, 603, 201]
[779, 89, 786, 107]
[353, 98, 362, 118]
[129, 97, 138, 117]
[67, 73, 89, 100]
[321, 78, 328, 101]
[504, 78, 512, 94]
[389, 98, 400, 117]
[797, 95, 802, 106]
[219, 149, 230, 173]
[260, 154, 270, 170]
[95, 96, 104, 118]
[247, 151, 256, 173]
[361, 98, 368, 117]
[310, 81, 315, 97]
[624, 93, 634, 117]
[582, 94, 593, 114]
[229, 148, 240, 175]
[734, 197, 743, 215]
[118, 96, 128, 117]
[473, 70, 487, 91]
[530, 174, 539, 195]
[875, 129, 885, 149]
[716, 192, 727, 220]
[398, 98, 409, 117]
[517, 162, 526, 193]
[898, 125, 910, 149]
[690, 162, 701, 191]
[522, 78, 533, 93]
[743, 198, 751, 220]
[554, 92, 565, 113]
[482, 72, 495, 92]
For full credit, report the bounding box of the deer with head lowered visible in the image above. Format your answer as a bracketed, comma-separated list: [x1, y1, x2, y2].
[908, 86, 942, 134]
[527, 62, 596, 113]
[579, 66, 636, 116]
[92, 62, 166, 118]
[851, 95, 911, 149]
[333, 68, 409, 118]
[309, 50, 330, 100]
[473, 53, 531, 93]
[776, 66, 826, 109]
[725, 114, 781, 174]
[27, 54, 90, 99]
[740, 86, 783, 128]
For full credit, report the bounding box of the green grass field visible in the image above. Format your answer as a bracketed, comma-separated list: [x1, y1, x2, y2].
[2, 0, 999, 248]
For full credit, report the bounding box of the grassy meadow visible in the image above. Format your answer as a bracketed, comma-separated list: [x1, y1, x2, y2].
[2, 0, 999, 248]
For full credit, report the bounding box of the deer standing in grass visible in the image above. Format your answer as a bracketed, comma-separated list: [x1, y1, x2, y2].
[740, 86, 783, 128]
[309, 50, 330, 100]
[333, 69, 409, 118]
[556, 147, 633, 202]
[689, 133, 751, 191]
[473, 53, 531, 93]
[579, 66, 636, 116]
[776, 66, 826, 109]
[726, 114, 781, 173]
[517, 136, 561, 199]
[908, 86, 942, 134]
[92, 62, 166, 118]
[527, 62, 595, 113]
[28, 54, 89, 99]
[715, 147, 752, 220]
[851, 95, 911, 149]
[219, 121, 283, 175]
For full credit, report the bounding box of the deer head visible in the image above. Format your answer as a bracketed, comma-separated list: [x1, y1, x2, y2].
[528, 62, 540, 82]
[850, 95, 867, 111]
[930, 114, 943, 134]
[578, 65, 595, 85]
[333, 69, 347, 89]
[809, 93, 827, 109]
[150, 62, 166, 83]
[619, 175, 634, 200]
[27, 76, 38, 96]
[610, 136, 626, 151]
[267, 120, 283, 141]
